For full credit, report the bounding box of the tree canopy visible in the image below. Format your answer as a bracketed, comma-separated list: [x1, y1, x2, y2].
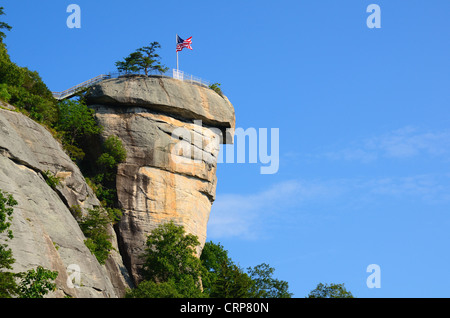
[0, 7, 57, 126]
[126, 221, 204, 298]
[307, 283, 354, 298]
[0, 7, 12, 43]
[126, 222, 293, 298]
[201, 241, 292, 298]
[115, 42, 168, 75]
[55, 99, 102, 144]
[247, 263, 293, 298]
[141, 221, 204, 284]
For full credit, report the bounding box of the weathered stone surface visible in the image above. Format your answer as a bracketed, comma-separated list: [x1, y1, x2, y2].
[0, 108, 98, 211]
[91, 106, 223, 283]
[0, 108, 132, 297]
[86, 76, 235, 143]
[0, 74, 236, 294]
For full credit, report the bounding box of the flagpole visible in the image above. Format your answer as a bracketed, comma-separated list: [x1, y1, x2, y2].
[176, 34, 179, 71]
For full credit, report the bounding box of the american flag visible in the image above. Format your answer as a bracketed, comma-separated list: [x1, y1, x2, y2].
[176, 35, 192, 52]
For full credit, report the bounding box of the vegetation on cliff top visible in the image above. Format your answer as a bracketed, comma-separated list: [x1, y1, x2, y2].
[115, 42, 169, 75]
[116, 41, 225, 98]
[0, 41, 57, 126]
[0, 7, 11, 43]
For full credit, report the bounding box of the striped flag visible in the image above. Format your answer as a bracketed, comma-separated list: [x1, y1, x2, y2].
[176, 35, 192, 52]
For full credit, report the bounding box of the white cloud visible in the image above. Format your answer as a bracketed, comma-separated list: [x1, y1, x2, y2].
[207, 180, 331, 240]
[322, 126, 450, 163]
[208, 174, 450, 240]
[209, 127, 450, 240]
[370, 126, 450, 158]
[363, 174, 450, 203]
[324, 148, 377, 163]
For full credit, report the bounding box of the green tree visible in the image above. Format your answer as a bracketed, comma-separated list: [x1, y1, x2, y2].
[0, 45, 57, 124]
[55, 99, 102, 160]
[97, 135, 127, 170]
[128, 222, 204, 298]
[307, 283, 354, 298]
[0, 83, 11, 102]
[200, 241, 231, 295]
[0, 6, 57, 124]
[115, 51, 141, 74]
[17, 266, 58, 298]
[201, 241, 292, 298]
[77, 207, 115, 265]
[0, 259, 17, 297]
[208, 83, 224, 97]
[142, 221, 203, 284]
[126, 276, 204, 298]
[115, 42, 168, 76]
[0, 7, 12, 42]
[136, 42, 169, 75]
[56, 99, 102, 146]
[42, 170, 61, 190]
[247, 263, 292, 298]
[209, 261, 255, 298]
[0, 189, 18, 298]
[0, 190, 58, 298]
[201, 241, 231, 272]
[126, 279, 183, 298]
[0, 189, 17, 239]
[91, 135, 126, 207]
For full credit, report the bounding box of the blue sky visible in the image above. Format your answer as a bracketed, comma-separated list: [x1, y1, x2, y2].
[2, 0, 450, 297]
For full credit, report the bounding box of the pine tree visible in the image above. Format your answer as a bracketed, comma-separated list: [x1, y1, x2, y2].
[115, 42, 168, 76]
[0, 7, 12, 43]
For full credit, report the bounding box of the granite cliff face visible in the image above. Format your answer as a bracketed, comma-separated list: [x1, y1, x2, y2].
[0, 75, 234, 296]
[0, 106, 132, 297]
[86, 76, 235, 284]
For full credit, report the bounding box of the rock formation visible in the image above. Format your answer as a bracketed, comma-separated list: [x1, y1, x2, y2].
[86, 75, 235, 284]
[0, 106, 132, 297]
[0, 74, 234, 296]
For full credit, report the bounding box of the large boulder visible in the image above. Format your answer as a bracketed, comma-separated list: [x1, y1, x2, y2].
[87, 76, 235, 284]
[86, 76, 235, 143]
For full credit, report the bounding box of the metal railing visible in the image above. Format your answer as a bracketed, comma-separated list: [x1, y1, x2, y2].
[171, 69, 211, 87]
[52, 74, 111, 100]
[52, 69, 212, 100]
[109, 69, 211, 87]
